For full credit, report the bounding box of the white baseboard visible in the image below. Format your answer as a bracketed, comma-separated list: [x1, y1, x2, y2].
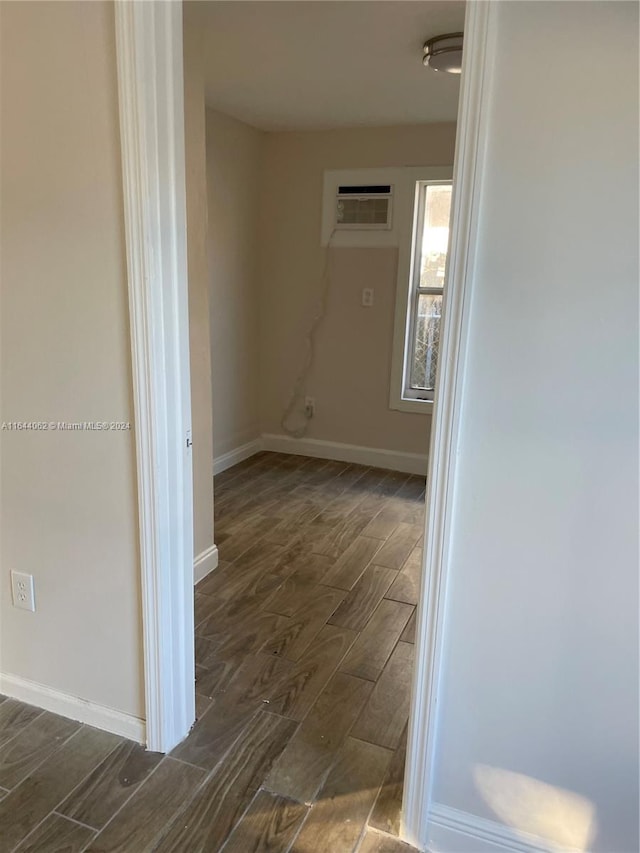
[427, 804, 560, 853]
[213, 438, 263, 475]
[194, 544, 218, 584]
[0, 672, 146, 744]
[261, 433, 428, 475]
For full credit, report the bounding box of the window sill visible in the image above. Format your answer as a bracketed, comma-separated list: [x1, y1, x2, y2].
[390, 397, 434, 415]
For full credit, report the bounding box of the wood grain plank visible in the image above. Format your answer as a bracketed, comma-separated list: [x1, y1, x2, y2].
[301, 459, 349, 488]
[15, 813, 96, 852]
[399, 608, 417, 644]
[154, 712, 296, 853]
[317, 462, 369, 496]
[351, 642, 414, 750]
[222, 790, 308, 853]
[57, 740, 163, 829]
[310, 489, 367, 529]
[0, 711, 80, 789]
[363, 497, 424, 540]
[266, 539, 335, 581]
[261, 587, 345, 662]
[195, 574, 283, 639]
[220, 515, 280, 562]
[340, 599, 414, 681]
[194, 634, 223, 669]
[198, 609, 285, 652]
[362, 509, 404, 541]
[358, 830, 417, 853]
[213, 572, 284, 622]
[170, 692, 260, 771]
[267, 625, 356, 721]
[0, 727, 121, 851]
[288, 553, 335, 585]
[194, 560, 232, 596]
[291, 737, 392, 853]
[195, 656, 242, 698]
[0, 700, 42, 749]
[373, 523, 422, 570]
[84, 757, 205, 853]
[263, 576, 321, 617]
[224, 653, 295, 708]
[227, 541, 288, 578]
[266, 500, 324, 545]
[264, 672, 373, 804]
[393, 475, 426, 502]
[384, 547, 422, 606]
[320, 536, 382, 591]
[311, 498, 383, 560]
[374, 470, 411, 496]
[194, 591, 215, 629]
[328, 565, 396, 633]
[368, 725, 407, 836]
[195, 692, 212, 721]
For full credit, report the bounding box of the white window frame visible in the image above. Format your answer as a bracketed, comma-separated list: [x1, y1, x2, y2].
[389, 169, 454, 415]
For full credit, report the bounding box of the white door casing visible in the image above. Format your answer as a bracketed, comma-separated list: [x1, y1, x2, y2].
[115, 0, 195, 754]
[402, 2, 497, 848]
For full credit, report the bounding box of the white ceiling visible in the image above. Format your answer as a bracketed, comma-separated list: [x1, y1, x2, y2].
[199, 1, 465, 131]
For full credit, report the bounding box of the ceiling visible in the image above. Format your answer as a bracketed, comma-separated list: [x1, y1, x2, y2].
[199, 1, 465, 132]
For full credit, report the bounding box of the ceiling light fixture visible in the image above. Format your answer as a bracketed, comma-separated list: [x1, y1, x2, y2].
[423, 32, 464, 74]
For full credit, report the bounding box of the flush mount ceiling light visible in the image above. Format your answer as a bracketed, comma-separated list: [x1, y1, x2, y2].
[423, 32, 464, 74]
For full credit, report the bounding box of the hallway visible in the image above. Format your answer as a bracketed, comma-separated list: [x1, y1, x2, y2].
[0, 452, 424, 852]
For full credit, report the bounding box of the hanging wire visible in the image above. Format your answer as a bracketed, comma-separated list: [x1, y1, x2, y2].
[280, 229, 337, 438]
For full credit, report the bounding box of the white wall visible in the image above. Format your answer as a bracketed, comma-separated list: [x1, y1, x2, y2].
[206, 108, 264, 459]
[0, 1, 143, 718]
[430, 3, 638, 852]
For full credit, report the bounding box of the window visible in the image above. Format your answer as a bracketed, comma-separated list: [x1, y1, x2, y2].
[389, 179, 453, 413]
[405, 182, 452, 402]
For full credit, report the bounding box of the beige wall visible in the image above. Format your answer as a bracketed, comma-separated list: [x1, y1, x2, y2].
[258, 124, 456, 455]
[184, 3, 215, 558]
[206, 109, 264, 458]
[0, 2, 143, 716]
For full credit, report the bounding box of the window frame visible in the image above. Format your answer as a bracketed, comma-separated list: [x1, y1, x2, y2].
[389, 170, 454, 415]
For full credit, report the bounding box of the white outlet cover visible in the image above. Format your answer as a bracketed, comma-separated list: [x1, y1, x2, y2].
[11, 570, 36, 612]
[362, 288, 374, 307]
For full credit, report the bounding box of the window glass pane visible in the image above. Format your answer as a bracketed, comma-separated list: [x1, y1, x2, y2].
[419, 185, 452, 289]
[410, 293, 442, 391]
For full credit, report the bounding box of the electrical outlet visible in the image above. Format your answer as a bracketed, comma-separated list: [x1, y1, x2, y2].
[11, 570, 36, 612]
[362, 288, 374, 307]
[304, 396, 315, 418]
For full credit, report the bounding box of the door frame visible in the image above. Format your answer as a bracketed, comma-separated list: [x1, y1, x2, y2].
[113, 0, 496, 822]
[402, 2, 497, 848]
[115, 0, 195, 753]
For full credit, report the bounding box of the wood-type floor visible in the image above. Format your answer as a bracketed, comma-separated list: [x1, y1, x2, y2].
[0, 452, 424, 853]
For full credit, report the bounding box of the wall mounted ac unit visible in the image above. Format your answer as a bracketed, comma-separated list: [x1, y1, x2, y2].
[321, 167, 426, 247]
[335, 184, 393, 231]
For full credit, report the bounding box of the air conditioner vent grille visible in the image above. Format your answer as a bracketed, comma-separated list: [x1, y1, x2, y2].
[337, 197, 390, 225]
[335, 184, 393, 230]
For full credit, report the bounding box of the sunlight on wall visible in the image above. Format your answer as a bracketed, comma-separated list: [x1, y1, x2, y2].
[474, 765, 597, 852]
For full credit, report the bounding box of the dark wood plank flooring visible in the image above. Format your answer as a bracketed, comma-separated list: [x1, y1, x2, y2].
[0, 452, 424, 852]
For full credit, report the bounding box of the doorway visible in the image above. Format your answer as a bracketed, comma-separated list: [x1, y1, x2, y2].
[190, 2, 462, 850]
[117, 4, 484, 844]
